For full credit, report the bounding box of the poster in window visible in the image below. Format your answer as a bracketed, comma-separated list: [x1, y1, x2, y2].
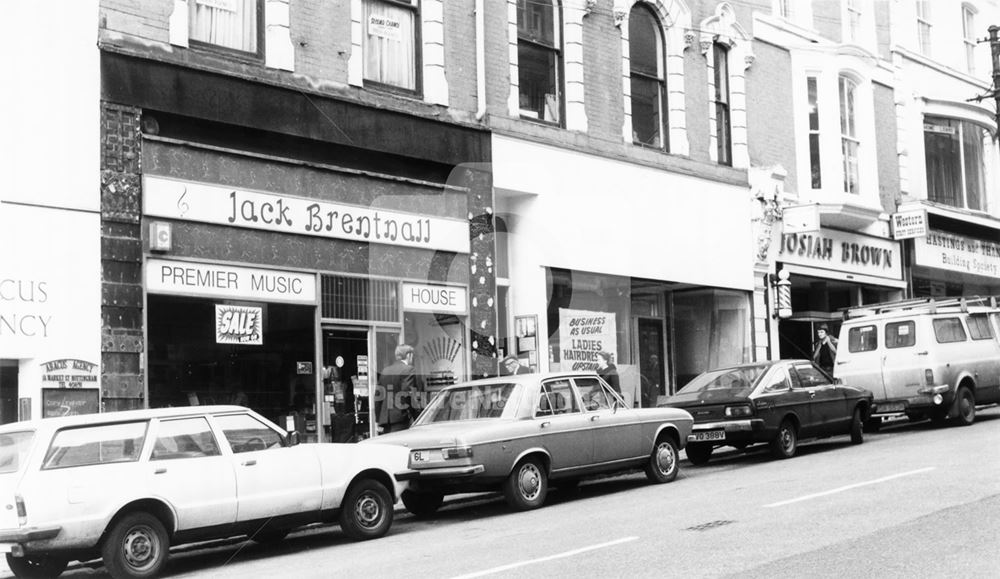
[215, 304, 263, 345]
[42, 388, 100, 418]
[558, 308, 617, 371]
[368, 14, 402, 42]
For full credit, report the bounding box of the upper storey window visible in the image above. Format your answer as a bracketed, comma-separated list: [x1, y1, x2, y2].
[962, 5, 977, 75]
[714, 43, 732, 166]
[924, 117, 992, 212]
[845, 0, 863, 44]
[839, 75, 860, 195]
[916, 1, 932, 56]
[189, 0, 262, 55]
[517, 0, 562, 124]
[363, 0, 419, 92]
[629, 4, 667, 149]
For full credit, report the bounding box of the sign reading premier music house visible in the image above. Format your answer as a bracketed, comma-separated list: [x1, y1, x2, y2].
[143, 175, 471, 254]
[147, 259, 317, 304]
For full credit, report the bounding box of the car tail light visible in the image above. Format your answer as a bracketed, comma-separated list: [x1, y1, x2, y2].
[924, 369, 934, 385]
[442, 446, 473, 460]
[725, 404, 753, 418]
[15, 495, 26, 526]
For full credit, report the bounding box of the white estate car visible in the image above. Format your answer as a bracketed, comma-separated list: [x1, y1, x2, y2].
[0, 405, 411, 579]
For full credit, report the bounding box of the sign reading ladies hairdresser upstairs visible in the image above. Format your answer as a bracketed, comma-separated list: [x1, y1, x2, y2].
[143, 175, 471, 254]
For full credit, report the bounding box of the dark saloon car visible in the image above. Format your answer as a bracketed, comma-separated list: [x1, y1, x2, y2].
[368, 372, 693, 515]
[661, 360, 873, 464]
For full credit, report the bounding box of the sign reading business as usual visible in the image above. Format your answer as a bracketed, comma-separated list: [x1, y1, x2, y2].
[147, 259, 316, 304]
[143, 175, 471, 254]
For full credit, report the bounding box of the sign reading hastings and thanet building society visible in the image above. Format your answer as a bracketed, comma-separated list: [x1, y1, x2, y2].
[143, 175, 471, 254]
[914, 230, 1000, 278]
[779, 229, 902, 281]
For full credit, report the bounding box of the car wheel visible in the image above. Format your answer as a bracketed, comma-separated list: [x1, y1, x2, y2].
[850, 407, 864, 445]
[953, 386, 975, 427]
[503, 457, 547, 511]
[644, 437, 679, 484]
[770, 420, 797, 459]
[339, 478, 394, 541]
[5, 554, 68, 579]
[101, 511, 169, 579]
[685, 443, 712, 466]
[401, 489, 444, 518]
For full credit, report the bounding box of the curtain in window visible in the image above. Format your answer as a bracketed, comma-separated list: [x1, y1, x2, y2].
[189, 0, 258, 53]
[924, 119, 961, 206]
[962, 123, 987, 211]
[364, 0, 416, 91]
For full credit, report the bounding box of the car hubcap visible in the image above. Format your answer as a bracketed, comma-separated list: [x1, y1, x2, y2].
[656, 443, 676, 474]
[781, 429, 793, 452]
[518, 464, 541, 500]
[355, 492, 382, 528]
[960, 393, 973, 419]
[123, 526, 156, 570]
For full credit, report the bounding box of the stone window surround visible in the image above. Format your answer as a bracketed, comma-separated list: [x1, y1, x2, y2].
[348, 0, 449, 106]
[700, 2, 752, 169]
[616, 0, 691, 155]
[169, 0, 295, 71]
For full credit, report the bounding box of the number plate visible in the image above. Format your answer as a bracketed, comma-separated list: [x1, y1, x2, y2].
[411, 450, 435, 463]
[688, 431, 725, 442]
[877, 402, 905, 413]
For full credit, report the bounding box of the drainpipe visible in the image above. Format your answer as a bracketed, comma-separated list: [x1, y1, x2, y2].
[475, 0, 487, 120]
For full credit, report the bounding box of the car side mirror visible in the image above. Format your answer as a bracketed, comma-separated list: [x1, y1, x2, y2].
[287, 431, 301, 447]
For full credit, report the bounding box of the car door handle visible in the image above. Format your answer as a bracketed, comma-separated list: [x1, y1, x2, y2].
[154, 468, 167, 475]
[916, 351, 929, 355]
[590, 415, 600, 422]
[810, 391, 817, 398]
[540, 422, 551, 429]
[242, 460, 257, 467]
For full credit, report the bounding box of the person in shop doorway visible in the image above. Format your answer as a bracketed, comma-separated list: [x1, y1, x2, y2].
[376, 344, 418, 433]
[596, 351, 621, 395]
[812, 324, 839, 376]
[501, 354, 531, 376]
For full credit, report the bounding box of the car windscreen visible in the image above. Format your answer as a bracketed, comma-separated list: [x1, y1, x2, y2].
[672, 366, 768, 401]
[417, 383, 520, 424]
[0, 431, 34, 475]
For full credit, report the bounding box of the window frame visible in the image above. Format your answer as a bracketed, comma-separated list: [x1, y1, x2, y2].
[916, 0, 932, 56]
[713, 43, 732, 166]
[962, 4, 977, 74]
[923, 116, 990, 212]
[361, 0, 422, 95]
[885, 321, 916, 349]
[807, 75, 822, 189]
[629, 4, 668, 150]
[845, 0, 863, 44]
[839, 75, 860, 195]
[188, 0, 266, 61]
[967, 314, 994, 341]
[933, 317, 968, 344]
[516, 0, 563, 126]
[848, 325, 878, 353]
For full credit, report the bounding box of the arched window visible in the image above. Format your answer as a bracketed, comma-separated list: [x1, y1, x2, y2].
[629, 5, 667, 149]
[839, 75, 860, 194]
[517, 0, 562, 124]
[713, 43, 731, 166]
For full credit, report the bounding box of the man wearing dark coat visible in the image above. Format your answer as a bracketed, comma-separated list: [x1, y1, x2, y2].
[376, 344, 418, 433]
[596, 351, 621, 394]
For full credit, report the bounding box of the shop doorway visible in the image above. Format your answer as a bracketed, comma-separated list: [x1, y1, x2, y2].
[322, 328, 401, 442]
[635, 317, 667, 405]
[0, 361, 18, 425]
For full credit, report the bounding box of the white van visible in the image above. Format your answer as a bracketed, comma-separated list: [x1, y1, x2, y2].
[834, 296, 1000, 429]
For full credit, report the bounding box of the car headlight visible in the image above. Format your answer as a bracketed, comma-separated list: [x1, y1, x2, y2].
[724, 404, 753, 418]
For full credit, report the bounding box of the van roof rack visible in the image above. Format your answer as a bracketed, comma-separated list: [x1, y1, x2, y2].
[840, 295, 1000, 319]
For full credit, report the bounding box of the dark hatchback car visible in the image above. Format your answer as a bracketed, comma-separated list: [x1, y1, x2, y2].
[661, 360, 873, 464]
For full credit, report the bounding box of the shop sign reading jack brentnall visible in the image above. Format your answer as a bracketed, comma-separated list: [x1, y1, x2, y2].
[215, 304, 263, 345]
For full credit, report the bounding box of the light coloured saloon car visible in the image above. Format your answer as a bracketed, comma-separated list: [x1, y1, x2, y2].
[0, 405, 411, 579]
[371, 372, 693, 516]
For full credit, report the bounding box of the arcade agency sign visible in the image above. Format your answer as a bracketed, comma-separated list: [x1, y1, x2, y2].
[144, 175, 471, 254]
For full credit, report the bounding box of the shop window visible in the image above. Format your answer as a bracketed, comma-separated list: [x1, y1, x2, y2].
[807, 76, 822, 189]
[713, 43, 732, 166]
[672, 289, 750, 386]
[924, 116, 991, 212]
[839, 75, 860, 194]
[629, 4, 667, 150]
[517, 0, 562, 124]
[962, 5, 977, 74]
[916, 0, 932, 56]
[189, 0, 262, 56]
[363, 0, 419, 92]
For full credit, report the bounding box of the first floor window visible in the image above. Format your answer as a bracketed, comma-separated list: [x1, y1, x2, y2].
[807, 76, 821, 188]
[363, 0, 418, 91]
[924, 116, 991, 211]
[629, 4, 667, 149]
[518, 0, 562, 124]
[713, 43, 732, 166]
[839, 75, 860, 194]
[189, 0, 260, 54]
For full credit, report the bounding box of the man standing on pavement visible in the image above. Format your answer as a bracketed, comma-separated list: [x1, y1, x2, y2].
[376, 344, 418, 433]
[812, 324, 839, 376]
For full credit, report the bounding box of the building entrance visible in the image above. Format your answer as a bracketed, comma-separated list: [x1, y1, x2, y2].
[321, 327, 400, 441]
